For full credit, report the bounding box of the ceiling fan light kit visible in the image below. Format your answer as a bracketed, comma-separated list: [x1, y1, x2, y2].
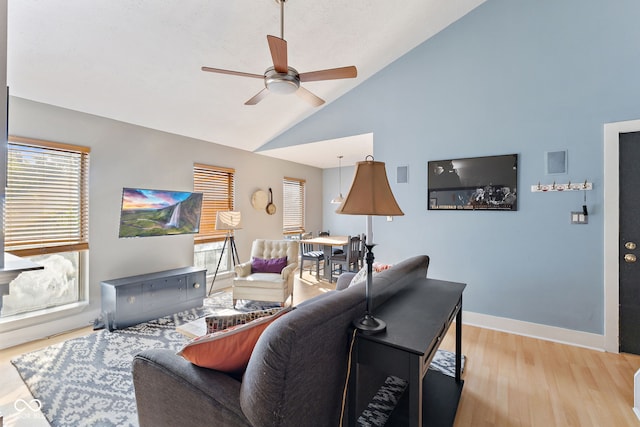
[201, 0, 357, 106]
[265, 66, 300, 95]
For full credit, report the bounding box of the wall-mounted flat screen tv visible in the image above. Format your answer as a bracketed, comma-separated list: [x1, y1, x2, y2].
[428, 154, 518, 211]
[118, 188, 203, 238]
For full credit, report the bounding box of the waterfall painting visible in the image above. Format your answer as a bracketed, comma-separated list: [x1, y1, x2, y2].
[118, 188, 204, 238]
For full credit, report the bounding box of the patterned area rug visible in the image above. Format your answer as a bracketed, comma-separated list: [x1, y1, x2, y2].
[10, 293, 246, 427]
[430, 349, 466, 378]
[12, 292, 464, 427]
[358, 375, 408, 427]
[11, 307, 209, 427]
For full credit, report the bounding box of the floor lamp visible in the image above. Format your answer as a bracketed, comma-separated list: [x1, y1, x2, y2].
[335, 155, 404, 334]
[209, 211, 242, 296]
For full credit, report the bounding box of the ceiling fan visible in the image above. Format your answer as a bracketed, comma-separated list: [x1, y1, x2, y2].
[201, 0, 357, 107]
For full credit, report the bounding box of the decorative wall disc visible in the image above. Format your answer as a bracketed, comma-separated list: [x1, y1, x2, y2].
[251, 190, 268, 210]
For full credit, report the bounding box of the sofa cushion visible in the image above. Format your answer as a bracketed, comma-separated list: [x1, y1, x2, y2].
[335, 272, 357, 291]
[235, 273, 286, 287]
[252, 256, 288, 273]
[349, 263, 394, 287]
[349, 266, 368, 286]
[205, 307, 286, 333]
[178, 307, 292, 373]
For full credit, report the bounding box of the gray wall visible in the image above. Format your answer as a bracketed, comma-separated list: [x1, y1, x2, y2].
[3, 97, 322, 346]
[262, 0, 640, 336]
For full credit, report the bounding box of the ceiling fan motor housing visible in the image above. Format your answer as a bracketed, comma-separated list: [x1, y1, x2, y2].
[265, 66, 300, 94]
[201, 0, 355, 105]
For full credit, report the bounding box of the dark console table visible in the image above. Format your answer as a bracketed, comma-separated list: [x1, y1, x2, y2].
[348, 278, 466, 426]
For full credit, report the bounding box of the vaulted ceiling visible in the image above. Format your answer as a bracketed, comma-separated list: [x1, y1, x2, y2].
[7, 0, 485, 167]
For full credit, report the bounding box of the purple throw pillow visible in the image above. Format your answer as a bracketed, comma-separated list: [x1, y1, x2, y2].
[252, 256, 288, 274]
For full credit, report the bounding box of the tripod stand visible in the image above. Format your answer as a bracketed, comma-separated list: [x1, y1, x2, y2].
[208, 233, 240, 296]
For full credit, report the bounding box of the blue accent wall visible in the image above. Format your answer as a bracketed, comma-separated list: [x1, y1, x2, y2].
[260, 0, 640, 334]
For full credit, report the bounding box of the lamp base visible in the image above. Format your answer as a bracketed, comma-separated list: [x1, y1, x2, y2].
[353, 313, 386, 335]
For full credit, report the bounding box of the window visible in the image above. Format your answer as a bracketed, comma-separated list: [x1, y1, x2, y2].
[1, 136, 90, 318]
[283, 177, 305, 234]
[193, 163, 235, 278]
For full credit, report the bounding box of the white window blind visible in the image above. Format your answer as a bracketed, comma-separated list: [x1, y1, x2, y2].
[283, 177, 305, 234]
[194, 163, 235, 243]
[5, 136, 90, 257]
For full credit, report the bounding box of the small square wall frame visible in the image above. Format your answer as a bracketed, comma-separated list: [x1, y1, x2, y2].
[545, 150, 567, 175]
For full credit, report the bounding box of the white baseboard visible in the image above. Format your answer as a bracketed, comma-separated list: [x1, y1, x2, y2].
[462, 310, 605, 351]
[634, 369, 640, 421]
[2, 275, 233, 351]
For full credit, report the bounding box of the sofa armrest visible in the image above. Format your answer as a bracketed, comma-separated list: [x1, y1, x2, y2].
[281, 262, 298, 280]
[132, 349, 250, 427]
[335, 272, 356, 291]
[235, 262, 252, 277]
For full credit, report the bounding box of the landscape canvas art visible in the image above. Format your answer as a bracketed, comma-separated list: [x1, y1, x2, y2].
[118, 188, 203, 238]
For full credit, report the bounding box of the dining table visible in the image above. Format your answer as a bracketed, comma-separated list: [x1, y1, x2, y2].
[299, 235, 349, 282]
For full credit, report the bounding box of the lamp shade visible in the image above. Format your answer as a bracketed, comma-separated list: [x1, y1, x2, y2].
[335, 158, 404, 216]
[215, 211, 242, 230]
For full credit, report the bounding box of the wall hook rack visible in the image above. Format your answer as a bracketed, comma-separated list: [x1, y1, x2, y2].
[530, 180, 592, 192]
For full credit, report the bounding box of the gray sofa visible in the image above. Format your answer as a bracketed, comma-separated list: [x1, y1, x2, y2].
[132, 255, 430, 427]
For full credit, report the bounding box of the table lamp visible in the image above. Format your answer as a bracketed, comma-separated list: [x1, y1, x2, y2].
[335, 155, 404, 334]
[209, 211, 242, 295]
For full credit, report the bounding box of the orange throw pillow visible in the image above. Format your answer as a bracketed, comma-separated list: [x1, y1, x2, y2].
[177, 307, 291, 373]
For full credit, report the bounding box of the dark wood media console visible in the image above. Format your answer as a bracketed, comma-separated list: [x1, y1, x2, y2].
[100, 266, 206, 331]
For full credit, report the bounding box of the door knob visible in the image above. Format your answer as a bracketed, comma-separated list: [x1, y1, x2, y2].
[624, 254, 637, 263]
[625, 242, 637, 250]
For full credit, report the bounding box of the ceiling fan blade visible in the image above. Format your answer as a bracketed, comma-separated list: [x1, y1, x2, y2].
[296, 86, 325, 107]
[267, 35, 288, 73]
[299, 66, 358, 82]
[201, 66, 263, 79]
[245, 88, 270, 105]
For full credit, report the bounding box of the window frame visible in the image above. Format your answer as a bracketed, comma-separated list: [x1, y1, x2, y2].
[283, 176, 306, 235]
[5, 136, 90, 257]
[193, 163, 236, 243]
[1, 135, 90, 325]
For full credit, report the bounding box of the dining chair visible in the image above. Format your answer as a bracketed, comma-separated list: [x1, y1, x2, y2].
[329, 235, 361, 282]
[299, 233, 325, 278]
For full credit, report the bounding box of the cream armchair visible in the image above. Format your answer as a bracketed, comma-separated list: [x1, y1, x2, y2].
[233, 239, 299, 306]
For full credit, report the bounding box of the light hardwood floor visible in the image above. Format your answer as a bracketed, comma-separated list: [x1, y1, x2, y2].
[2, 272, 640, 426]
[440, 325, 640, 426]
